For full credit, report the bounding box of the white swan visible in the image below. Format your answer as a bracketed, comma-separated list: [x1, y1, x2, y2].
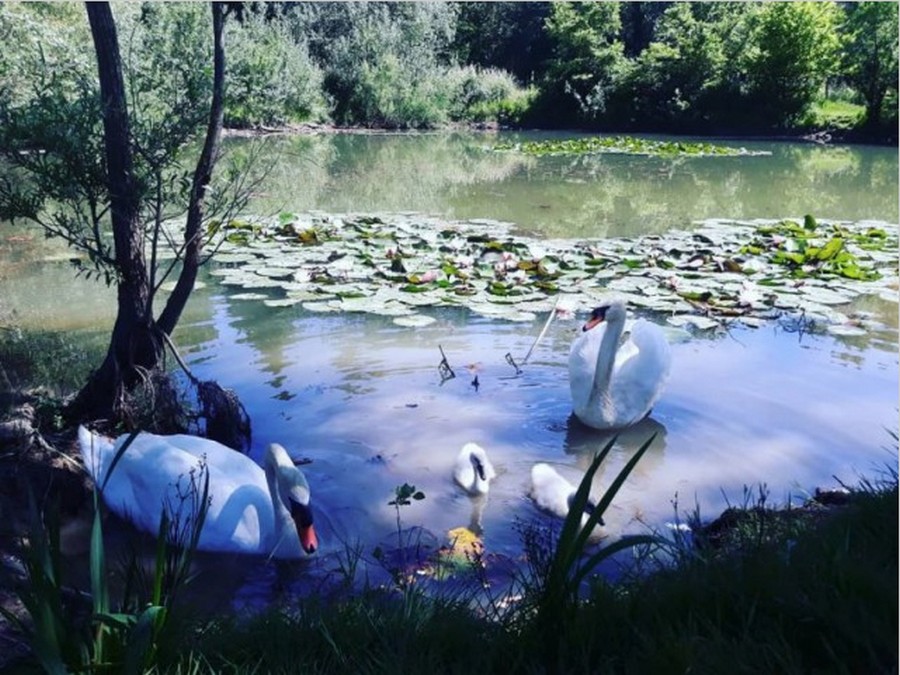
[569, 300, 671, 430]
[529, 463, 601, 528]
[453, 442, 496, 496]
[77, 426, 318, 558]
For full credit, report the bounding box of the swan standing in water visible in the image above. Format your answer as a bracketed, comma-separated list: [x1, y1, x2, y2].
[529, 463, 601, 528]
[78, 426, 318, 558]
[569, 300, 671, 430]
[453, 442, 496, 496]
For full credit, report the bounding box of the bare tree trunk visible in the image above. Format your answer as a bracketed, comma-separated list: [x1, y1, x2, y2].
[69, 3, 229, 425]
[157, 2, 226, 335]
[69, 3, 159, 421]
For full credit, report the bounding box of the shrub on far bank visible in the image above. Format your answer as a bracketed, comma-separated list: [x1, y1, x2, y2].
[446, 65, 536, 125]
[224, 9, 329, 128]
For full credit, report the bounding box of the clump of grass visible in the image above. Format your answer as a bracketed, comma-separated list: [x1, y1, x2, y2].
[0, 327, 104, 421]
[2, 433, 210, 674]
[566, 472, 898, 673]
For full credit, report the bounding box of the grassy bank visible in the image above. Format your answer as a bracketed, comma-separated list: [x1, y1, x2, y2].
[153, 477, 897, 674]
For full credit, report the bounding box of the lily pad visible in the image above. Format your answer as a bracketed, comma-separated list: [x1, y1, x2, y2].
[392, 314, 437, 328]
[826, 324, 867, 337]
[666, 314, 720, 331]
[230, 292, 270, 301]
[208, 210, 896, 337]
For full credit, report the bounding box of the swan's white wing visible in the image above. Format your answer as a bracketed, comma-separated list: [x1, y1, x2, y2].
[568, 324, 604, 411]
[99, 434, 211, 538]
[611, 320, 671, 424]
[83, 430, 276, 554]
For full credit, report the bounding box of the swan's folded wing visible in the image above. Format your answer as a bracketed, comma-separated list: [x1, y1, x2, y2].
[613, 321, 672, 422]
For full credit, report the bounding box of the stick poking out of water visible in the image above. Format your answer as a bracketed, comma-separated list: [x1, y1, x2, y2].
[438, 344, 455, 382]
[521, 296, 562, 365]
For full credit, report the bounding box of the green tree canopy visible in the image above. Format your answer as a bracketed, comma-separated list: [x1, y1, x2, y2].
[841, 2, 899, 132]
[541, 1, 628, 125]
[742, 2, 841, 128]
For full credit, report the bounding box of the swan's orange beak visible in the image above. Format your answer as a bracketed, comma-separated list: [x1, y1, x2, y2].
[582, 316, 604, 332]
[299, 524, 318, 555]
[290, 501, 318, 554]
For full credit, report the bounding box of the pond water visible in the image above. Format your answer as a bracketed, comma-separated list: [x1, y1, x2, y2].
[1, 131, 897, 607]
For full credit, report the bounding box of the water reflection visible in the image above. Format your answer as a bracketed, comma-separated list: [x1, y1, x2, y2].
[236, 132, 898, 239]
[564, 413, 667, 458]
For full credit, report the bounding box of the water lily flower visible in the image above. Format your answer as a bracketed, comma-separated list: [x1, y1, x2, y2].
[555, 298, 576, 320]
[509, 269, 527, 285]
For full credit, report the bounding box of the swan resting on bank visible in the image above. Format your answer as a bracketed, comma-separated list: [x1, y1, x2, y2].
[530, 463, 602, 528]
[569, 300, 671, 430]
[453, 442, 496, 496]
[77, 426, 318, 558]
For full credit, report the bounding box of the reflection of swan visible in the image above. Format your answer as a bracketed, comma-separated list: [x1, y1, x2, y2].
[529, 463, 601, 528]
[78, 427, 318, 558]
[453, 442, 496, 496]
[569, 300, 671, 430]
[468, 494, 488, 536]
[564, 416, 667, 464]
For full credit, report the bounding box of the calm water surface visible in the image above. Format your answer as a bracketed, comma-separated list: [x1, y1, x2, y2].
[1, 131, 897, 605]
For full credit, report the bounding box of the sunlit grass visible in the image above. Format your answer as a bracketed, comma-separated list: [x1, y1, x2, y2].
[801, 98, 866, 131]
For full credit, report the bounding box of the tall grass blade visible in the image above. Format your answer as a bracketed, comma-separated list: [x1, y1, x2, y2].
[125, 605, 166, 675]
[577, 433, 657, 555]
[152, 510, 171, 606]
[99, 428, 141, 493]
[545, 433, 659, 604]
[571, 533, 663, 589]
[17, 491, 81, 674]
[547, 435, 619, 591]
[89, 490, 109, 662]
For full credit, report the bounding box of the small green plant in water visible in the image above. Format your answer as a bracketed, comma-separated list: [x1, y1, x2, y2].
[373, 483, 426, 586]
[740, 215, 884, 281]
[388, 482, 425, 545]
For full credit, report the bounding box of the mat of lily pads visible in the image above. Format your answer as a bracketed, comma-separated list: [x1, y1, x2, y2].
[204, 212, 898, 336]
[490, 136, 773, 158]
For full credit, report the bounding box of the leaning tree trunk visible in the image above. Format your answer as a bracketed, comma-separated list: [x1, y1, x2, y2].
[68, 2, 227, 424]
[157, 2, 226, 334]
[68, 3, 159, 422]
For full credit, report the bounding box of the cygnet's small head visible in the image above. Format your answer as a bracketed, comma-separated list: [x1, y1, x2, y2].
[583, 300, 626, 332]
[568, 493, 605, 527]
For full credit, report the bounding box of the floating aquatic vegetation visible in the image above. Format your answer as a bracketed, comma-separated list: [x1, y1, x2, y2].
[492, 136, 772, 158]
[209, 210, 897, 337]
[739, 216, 886, 281]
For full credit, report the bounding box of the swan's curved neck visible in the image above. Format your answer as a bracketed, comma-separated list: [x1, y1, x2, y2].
[590, 312, 625, 407]
[263, 447, 292, 542]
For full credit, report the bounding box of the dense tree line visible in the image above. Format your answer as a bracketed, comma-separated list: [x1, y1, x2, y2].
[1, 1, 897, 136]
